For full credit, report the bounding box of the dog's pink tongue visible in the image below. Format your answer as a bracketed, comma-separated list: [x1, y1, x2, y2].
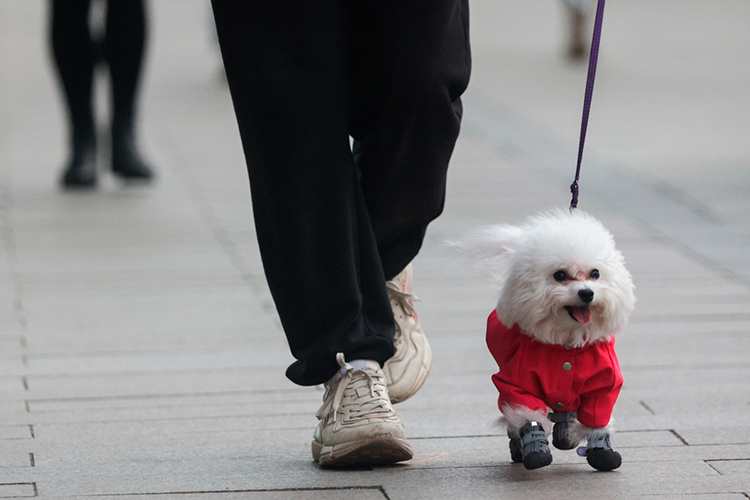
[572, 306, 592, 324]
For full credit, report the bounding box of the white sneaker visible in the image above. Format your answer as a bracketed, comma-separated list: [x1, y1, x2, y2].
[383, 263, 432, 404]
[312, 353, 413, 467]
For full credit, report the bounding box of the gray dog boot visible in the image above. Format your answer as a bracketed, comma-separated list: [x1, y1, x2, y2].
[549, 411, 581, 450]
[519, 421, 552, 470]
[577, 433, 622, 471]
[507, 430, 523, 463]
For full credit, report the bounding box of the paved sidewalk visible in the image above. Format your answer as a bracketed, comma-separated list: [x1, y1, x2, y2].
[1, 1, 749, 498]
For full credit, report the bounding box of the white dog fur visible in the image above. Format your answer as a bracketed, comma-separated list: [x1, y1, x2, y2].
[456, 208, 635, 441]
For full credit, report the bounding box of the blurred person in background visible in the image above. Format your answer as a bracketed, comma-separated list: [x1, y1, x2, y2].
[50, 0, 154, 189]
[563, 0, 595, 60]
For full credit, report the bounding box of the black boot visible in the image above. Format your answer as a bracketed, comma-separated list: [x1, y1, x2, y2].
[111, 131, 153, 181]
[105, 0, 152, 183]
[50, 0, 98, 190]
[61, 133, 97, 189]
[519, 421, 552, 470]
[567, 5, 588, 61]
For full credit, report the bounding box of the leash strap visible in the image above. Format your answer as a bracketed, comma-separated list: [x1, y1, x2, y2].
[570, 0, 606, 210]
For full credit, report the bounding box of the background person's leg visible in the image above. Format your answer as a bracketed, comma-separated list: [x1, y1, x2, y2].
[104, 0, 153, 179]
[50, 0, 98, 187]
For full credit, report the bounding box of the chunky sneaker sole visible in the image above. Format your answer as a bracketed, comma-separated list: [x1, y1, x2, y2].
[383, 264, 432, 404]
[312, 430, 413, 467]
[312, 354, 414, 467]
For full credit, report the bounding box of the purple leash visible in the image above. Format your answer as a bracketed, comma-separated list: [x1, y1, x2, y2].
[570, 0, 606, 210]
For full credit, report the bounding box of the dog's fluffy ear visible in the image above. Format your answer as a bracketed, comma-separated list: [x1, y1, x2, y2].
[448, 224, 525, 260]
[447, 225, 525, 286]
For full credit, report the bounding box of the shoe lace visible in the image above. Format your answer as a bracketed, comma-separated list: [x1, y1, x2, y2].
[318, 353, 395, 424]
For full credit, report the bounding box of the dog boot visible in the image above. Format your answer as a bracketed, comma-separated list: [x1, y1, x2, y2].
[519, 421, 552, 470]
[507, 430, 523, 463]
[549, 411, 581, 450]
[577, 433, 621, 471]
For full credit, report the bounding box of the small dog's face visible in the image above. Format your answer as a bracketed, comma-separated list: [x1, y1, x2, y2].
[487, 210, 635, 347]
[552, 266, 603, 326]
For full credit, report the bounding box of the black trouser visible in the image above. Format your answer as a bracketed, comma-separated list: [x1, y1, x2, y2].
[211, 0, 471, 386]
[50, 0, 147, 146]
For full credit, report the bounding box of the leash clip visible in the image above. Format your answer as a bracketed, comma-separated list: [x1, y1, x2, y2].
[569, 180, 579, 211]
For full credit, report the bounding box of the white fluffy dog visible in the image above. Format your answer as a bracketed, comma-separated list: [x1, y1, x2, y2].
[459, 209, 635, 471]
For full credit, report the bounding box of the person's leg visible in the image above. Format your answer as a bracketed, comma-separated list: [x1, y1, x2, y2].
[50, 0, 98, 187]
[212, 0, 412, 466]
[211, 0, 396, 387]
[562, 0, 595, 61]
[104, 0, 153, 179]
[347, 0, 471, 403]
[349, 0, 471, 280]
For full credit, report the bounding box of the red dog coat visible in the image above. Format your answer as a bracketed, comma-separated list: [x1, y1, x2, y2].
[486, 310, 623, 428]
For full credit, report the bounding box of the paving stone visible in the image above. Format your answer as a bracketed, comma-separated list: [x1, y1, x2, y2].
[26, 393, 321, 426]
[0, 451, 33, 468]
[30, 412, 317, 444]
[0, 402, 28, 425]
[706, 459, 750, 476]
[675, 428, 750, 447]
[91, 489, 388, 500]
[0, 426, 33, 440]
[0, 483, 36, 499]
[626, 320, 750, 336]
[23, 368, 296, 401]
[604, 443, 750, 463]
[2, 0, 750, 498]
[14, 245, 236, 277]
[616, 337, 750, 366]
[0, 380, 26, 400]
[0, 357, 25, 377]
[0, 336, 24, 355]
[634, 496, 746, 500]
[19, 347, 289, 377]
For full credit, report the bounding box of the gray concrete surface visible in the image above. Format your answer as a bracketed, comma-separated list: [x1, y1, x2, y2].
[1, 0, 749, 498]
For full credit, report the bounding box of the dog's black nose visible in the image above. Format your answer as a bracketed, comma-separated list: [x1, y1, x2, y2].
[578, 289, 594, 303]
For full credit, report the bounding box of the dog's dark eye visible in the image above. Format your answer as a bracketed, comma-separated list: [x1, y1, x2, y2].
[590, 269, 600, 280]
[553, 270, 568, 282]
